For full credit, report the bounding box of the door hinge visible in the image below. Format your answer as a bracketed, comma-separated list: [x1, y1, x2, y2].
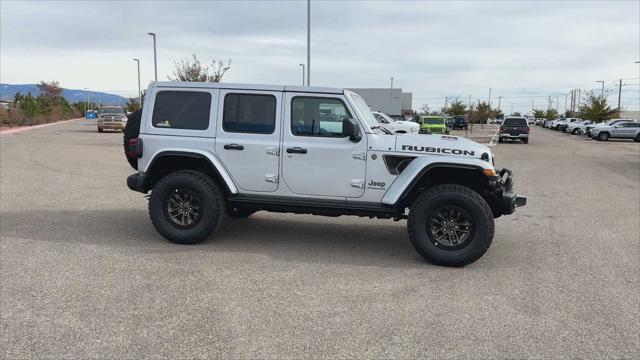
[265, 174, 279, 183]
[266, 147, 279, 156]
[352, 152, 366, 161]
[350, 179, 364, 188]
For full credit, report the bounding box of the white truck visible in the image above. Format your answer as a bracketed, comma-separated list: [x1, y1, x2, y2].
[124, 82, 526, 267]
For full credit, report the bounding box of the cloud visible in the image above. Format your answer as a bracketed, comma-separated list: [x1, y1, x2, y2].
[1, 0, 638, 112]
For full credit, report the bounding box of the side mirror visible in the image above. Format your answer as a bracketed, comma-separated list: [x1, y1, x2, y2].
[343, 118, 362, 142]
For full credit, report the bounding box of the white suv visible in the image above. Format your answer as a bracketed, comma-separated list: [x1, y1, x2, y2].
[124, 82, 525, 267]
[371, 111, 419, 134]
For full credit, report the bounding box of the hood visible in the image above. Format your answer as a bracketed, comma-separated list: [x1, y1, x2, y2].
[393, 133, 491, 160]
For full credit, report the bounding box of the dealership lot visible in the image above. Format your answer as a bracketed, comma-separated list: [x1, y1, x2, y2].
[1, 120, 638, 358]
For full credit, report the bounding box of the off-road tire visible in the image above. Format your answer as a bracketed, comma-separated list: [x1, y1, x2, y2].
[597, 132, 609, 141]
[226, 206, 256, 219]
[408, 184, 495, 267]
[634, 134, 640, 143]
[149, 170, 226, 244]
[123, 109, 142, 170]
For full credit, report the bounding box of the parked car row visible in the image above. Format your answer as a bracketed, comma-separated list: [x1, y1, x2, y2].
[537, 117, 639, 142]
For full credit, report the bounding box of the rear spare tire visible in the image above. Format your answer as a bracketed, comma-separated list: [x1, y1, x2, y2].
[123, 109, 142, 170]
[407, 184, 495, 267]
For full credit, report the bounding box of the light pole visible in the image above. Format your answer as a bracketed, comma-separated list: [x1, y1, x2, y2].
[83, 88, 88, 114]
[488, 88, 492, 107]
[510, 102, 513, 115]
[563, 93, 567, 114]
[306, 0, 310, 86]
[389, 77, 394, 115]
[148, 32, 158, 81]
[468, 95, 472, 109]
[298, 64, 305, 86]
[133, 59, 142, 104]
[595, 80, 605, 98]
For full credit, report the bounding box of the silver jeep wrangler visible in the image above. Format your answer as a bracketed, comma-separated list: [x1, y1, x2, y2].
[125, 82, 526, 266]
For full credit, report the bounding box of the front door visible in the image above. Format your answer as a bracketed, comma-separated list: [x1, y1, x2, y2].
[214, 90, 281, 192]
[281, 93, 367, 198]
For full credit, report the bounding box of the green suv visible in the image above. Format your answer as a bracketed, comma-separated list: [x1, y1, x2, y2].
[418, 116, 448, 134]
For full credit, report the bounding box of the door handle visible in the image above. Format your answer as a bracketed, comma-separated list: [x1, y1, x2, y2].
[286, 147, 308, 154]
[224, 143, 244, 150]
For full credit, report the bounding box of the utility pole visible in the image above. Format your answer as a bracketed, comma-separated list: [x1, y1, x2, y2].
[564, 93, 568, 114]
[595, 80, 605, 98]
[148, 33, 158, 81]
[547, 96, 552, 111]
[497, 96, 502, 110]
[617, 79, 622, 112]
[488, 88, 492, 107]
[133, 59, 141, 103]
[577, 89, 581, 109]
[468, 94, 472, 109]
[389, 77, 394, 114]
[298, 64, 305, 86]
[306, 0, 311, 86]
[444, 96, 448, 112]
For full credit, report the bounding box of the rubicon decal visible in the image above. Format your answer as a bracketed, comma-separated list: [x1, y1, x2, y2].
[401, 145, 475, 156]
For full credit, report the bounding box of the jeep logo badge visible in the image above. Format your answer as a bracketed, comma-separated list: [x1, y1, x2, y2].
[367, 180, 386, 189]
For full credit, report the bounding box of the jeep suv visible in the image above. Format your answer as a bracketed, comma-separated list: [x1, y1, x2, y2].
[417, 115, 448, 134]
[124, 82, 525, 267]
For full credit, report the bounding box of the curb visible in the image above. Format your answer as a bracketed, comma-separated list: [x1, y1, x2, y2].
[0, 118, 84, 136]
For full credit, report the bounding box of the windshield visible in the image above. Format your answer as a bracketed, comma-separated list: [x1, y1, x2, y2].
[101, 107, 124, 115]
[348, 92, 378, 129]
[422, 117, 444, 125]
[376, 112, 396, 123]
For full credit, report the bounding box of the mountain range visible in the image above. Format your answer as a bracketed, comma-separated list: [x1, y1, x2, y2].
[0, 83, 127, 105]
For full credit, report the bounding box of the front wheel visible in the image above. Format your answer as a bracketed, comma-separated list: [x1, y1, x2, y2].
[149, 170, 225, 244]
[407, 184, 495, 267]
[597, 132, 609, 141]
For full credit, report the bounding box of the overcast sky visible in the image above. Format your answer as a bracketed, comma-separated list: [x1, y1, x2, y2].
[1, 0, 639, 113]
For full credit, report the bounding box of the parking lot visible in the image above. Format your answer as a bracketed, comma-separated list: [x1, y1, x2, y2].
[1, 120, 639, 358]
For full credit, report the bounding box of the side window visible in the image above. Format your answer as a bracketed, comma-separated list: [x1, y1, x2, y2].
[623, 123, 639, 128]
[223, 94, 276, 134]
[152, 91, 211, 130]
[291, 97, 351, 137]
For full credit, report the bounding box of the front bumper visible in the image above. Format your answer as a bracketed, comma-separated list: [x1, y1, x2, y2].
[487, 168, 526, 217]
[98, 121, 126, 130]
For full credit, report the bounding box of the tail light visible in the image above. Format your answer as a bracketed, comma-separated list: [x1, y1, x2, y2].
[499, 126, 506, 133]
[525, 127, 530, 133]
[128, 138, 143, 158]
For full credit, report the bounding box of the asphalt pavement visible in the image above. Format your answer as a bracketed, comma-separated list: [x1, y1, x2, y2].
[1, 120, 639, 358]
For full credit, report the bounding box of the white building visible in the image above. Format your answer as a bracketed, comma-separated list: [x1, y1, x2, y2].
[346, 88, 413, 116]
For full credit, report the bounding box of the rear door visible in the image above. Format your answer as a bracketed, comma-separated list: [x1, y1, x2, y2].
[214, 90, 282, 192]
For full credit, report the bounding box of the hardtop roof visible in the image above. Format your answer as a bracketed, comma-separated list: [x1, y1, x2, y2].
[151, 81, 344, 94]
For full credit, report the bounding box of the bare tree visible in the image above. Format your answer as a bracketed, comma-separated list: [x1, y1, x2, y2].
[169, 54, 231, 83]
[37, 81, 63, 100]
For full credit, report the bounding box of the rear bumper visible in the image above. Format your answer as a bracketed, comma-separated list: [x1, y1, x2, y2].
[487, 168, 526, 217]
[499, 133, 529, 139]
[127, 173, 150, 193]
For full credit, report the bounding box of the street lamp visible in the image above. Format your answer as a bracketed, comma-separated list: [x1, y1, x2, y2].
[298, 64, 305, 86]
[133, 59, 142, 104]
[595, 80, 605, 98]
[148, 32, 158, 81]
[389, 77, 394, 115]
[510, 102, 514, 115]
[488, 88, 492, 107]
[306, 0, 311, 86]
[83, 88, 88, 114]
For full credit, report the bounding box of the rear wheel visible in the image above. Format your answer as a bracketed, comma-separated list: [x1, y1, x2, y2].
[634, 134, 640, 142]
[149, 170, 225, 244]
[98, 127, 103, 133]
[571, 128, 578, 135]
[407, 184, 494, 267]
[522, 138, 529, 144]
[597, 132, 610, 141]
